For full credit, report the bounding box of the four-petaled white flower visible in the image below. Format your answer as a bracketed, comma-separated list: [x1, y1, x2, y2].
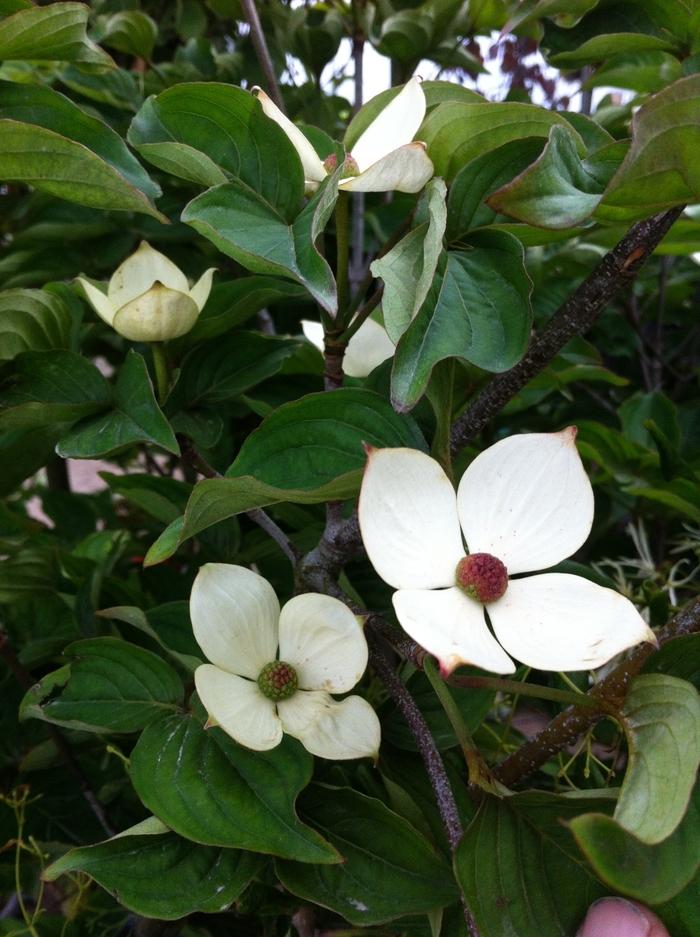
[77, 241, 215, 342]
[359, 429, 656, 676]
[190, 563, 380, 759]
[302, 318, 394, 378]
[254, 77, 434, 194]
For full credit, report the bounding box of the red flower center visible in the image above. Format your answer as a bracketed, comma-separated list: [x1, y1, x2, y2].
[456, 553, 508, 603]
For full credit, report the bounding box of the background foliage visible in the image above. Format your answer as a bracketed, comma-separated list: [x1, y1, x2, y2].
[1, 1, 699, 936]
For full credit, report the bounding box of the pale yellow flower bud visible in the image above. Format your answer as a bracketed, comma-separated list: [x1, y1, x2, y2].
[76, 241, 215, 342]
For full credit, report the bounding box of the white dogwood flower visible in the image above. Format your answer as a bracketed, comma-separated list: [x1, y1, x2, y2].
[302, 318, 394, 378]
[77, 242, 215, 342]
[190, 563, 380, 759]
[254, 77, 434, 194]
[359, 429, 656, 676]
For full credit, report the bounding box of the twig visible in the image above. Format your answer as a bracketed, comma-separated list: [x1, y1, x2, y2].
[494, 595, 700, 787]
[367, 634, 480, 937]
[450, 207, 684, 453]
[177, 437, 299, 565]
[247, 507, 300, 564]
[240, 0, 284, 111]
[0, 631, 114, 838]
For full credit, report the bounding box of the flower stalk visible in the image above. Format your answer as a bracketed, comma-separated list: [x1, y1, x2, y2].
[151, 342, 170, 406]
[424, 656, 497, 792]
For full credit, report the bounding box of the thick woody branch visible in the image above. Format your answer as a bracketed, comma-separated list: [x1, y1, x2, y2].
[450, 207, 684, 453]
[240, 0, 284, 112]
[494, 595, 700, 788]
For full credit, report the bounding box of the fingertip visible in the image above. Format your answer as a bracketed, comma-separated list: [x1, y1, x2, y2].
[577, 898, 655, 937]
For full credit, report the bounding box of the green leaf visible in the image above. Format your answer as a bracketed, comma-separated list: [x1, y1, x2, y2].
[99, 472, 190, 524]
[615, 674, 700, 843]
[420, 100, 584, 181]
[97, 603, 200, 674]
[0, 287, 78, 363]
[625, 478, 700, 522]
[57, 350, 179, 459]
[167, 332, 298, 410]
[0, 120, 165, 220]
[0, 350, 111, 430]
[44, 819, 262, 920]
[446, 138, 546, 242]
[570, 781, 700, 904]
[144, 473, 359, 565]
[129, 709, 340, 863]
[229, 387, 426, 488]
[0, 1, 113, 65]
[619, 390, 682, 450]
[549, 32, 678, 69]
[0, 80, 158, 201]
[375, 9, 434, 65]
[276, 785, 458, 925]
[20, 637, 184, 733]
[391, 231, 533, 411]
[371, 178, 447, 343]
[588, 51, 683, 95]
[101, 11, 158, 60]
[642, 634, 700, 687]
[597, 74, 700, 222]
[180, 276, 307, 345]
[144, 515, 185, 567]
[487, 127, 624, 229]
[182, 171, 339, 314]
[456, 792, 610, 937]
[0, 425, 63, 497]
[129, 82, 305, 217]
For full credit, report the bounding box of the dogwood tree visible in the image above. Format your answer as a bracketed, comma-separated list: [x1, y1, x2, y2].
[1, 2, 699, 936]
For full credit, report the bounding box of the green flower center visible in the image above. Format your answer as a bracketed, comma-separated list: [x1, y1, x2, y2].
[257, 661, 298, 701]
[455, 553, 508, 604]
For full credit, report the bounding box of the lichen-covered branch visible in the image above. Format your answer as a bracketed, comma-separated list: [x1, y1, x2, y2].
[450, 207, 684, 452]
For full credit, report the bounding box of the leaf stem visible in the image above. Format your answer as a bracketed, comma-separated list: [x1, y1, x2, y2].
[150, 342, 170, 406]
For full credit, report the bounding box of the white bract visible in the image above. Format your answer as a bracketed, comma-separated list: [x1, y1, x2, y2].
[359, 429, 656, 676]
[77, 241, 215, 342]
[302, 318, 394, 378]
[190, 563, 380, 759]
[254, 77, 434, 194]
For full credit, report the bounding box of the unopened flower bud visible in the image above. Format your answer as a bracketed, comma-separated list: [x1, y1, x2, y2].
[76, 242, 215, 342]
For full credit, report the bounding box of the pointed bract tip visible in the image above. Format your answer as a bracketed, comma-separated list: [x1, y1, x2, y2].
[645, 626, 660, 649]
[362, 441, 377, 457]
[203, 716, 218, 730]
[560, 425, 578, 441]
[438, 654, 462, 679]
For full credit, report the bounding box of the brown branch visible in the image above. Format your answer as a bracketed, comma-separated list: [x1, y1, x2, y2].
[494, 595, 700, 788]
[450, 207, 684, 453]
[366, 632, 480, 937]
[240, 0, 284, 112]
[0, 631, 114, 838]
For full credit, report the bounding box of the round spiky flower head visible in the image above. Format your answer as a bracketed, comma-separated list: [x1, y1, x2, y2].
[359, 429, 656, 676]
